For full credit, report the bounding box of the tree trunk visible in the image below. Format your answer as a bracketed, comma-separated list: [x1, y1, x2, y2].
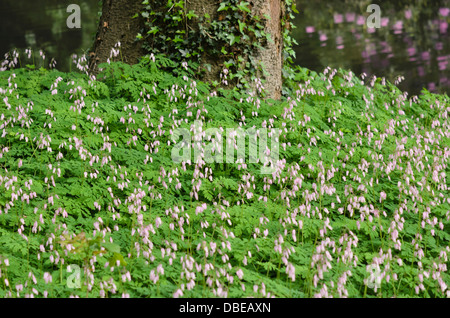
[185, 0, 283, 100]
[89, 0, 145, 73]
[251, 0, 283, 100]
[89, 0, 284, 100]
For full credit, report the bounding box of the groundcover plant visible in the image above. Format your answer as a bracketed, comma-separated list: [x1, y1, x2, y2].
[0, 50, 449, 298]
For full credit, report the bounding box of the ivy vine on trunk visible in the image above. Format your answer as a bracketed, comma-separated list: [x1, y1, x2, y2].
[89, 0, 299, 100]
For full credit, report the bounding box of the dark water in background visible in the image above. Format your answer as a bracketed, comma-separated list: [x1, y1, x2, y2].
[292, 0, 450, 96]
[0, 0, 449, 96]
[0, 0, 99, 70]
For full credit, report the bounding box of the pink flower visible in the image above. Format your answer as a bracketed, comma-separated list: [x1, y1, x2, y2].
[421, 51, 430, 60]
[379, 191, 387, 202]
[155, 217, 162, 228]
[405, 9, 412, 19]
[43, 272, 52, 284]
[334, 13, 343, 24]
[306, 26, 315, 33]
[393, 20, 403, 34]
[407, 47, 416, 57]
[345, 13, 355, 22]
[173, 289, 183, 298]
[356, 15, 365, 25]
[439, 7, 450, 17]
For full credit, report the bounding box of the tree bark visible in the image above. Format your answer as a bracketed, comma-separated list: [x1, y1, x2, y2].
[89, 0, 145, 73]
[251, 0, 283, 100]
[89, 0, 284, 100]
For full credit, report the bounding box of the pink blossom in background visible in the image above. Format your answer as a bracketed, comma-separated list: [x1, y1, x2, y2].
[439, 21, 448, 34]
[356, 15, 365, 25]
[421, 51, 430, 60]
[345, 12, 355, 22]
[367, 27, 375, 33]
[380, 42, 392, 54]
[306, 26, 315, 33]
[393, 20, 403, 34]
[417, 66, 425, 77]
[437, 55, 449, 71]
[405, 9, 412, 19]
[439, 7, 450, 17]
[381, 17, 389, 27]
[334, 13, 343, 24]
[407, 47, 416, 56]
[336, 36, 344, 49]
[319, 33, 328, 42]
[428, 82, 436, 90]
[438, 60, 448, 70]
[436, 42, 443, 50]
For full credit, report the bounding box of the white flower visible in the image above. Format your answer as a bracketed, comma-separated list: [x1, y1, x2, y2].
[173, 289, 183, 298]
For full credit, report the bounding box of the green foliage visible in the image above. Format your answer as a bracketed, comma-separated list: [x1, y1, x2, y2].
[0, 54, 449, 298]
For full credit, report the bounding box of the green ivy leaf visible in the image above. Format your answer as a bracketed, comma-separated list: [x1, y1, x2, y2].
[238, 20, 246, 34]
[218, 3, 228, 12]
[237, 1, 251, 13]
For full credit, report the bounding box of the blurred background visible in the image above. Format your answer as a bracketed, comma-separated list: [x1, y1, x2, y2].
[292, 0, 450, 96]
[1, 0, 449, 96]
[0, 0, 99, 70]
